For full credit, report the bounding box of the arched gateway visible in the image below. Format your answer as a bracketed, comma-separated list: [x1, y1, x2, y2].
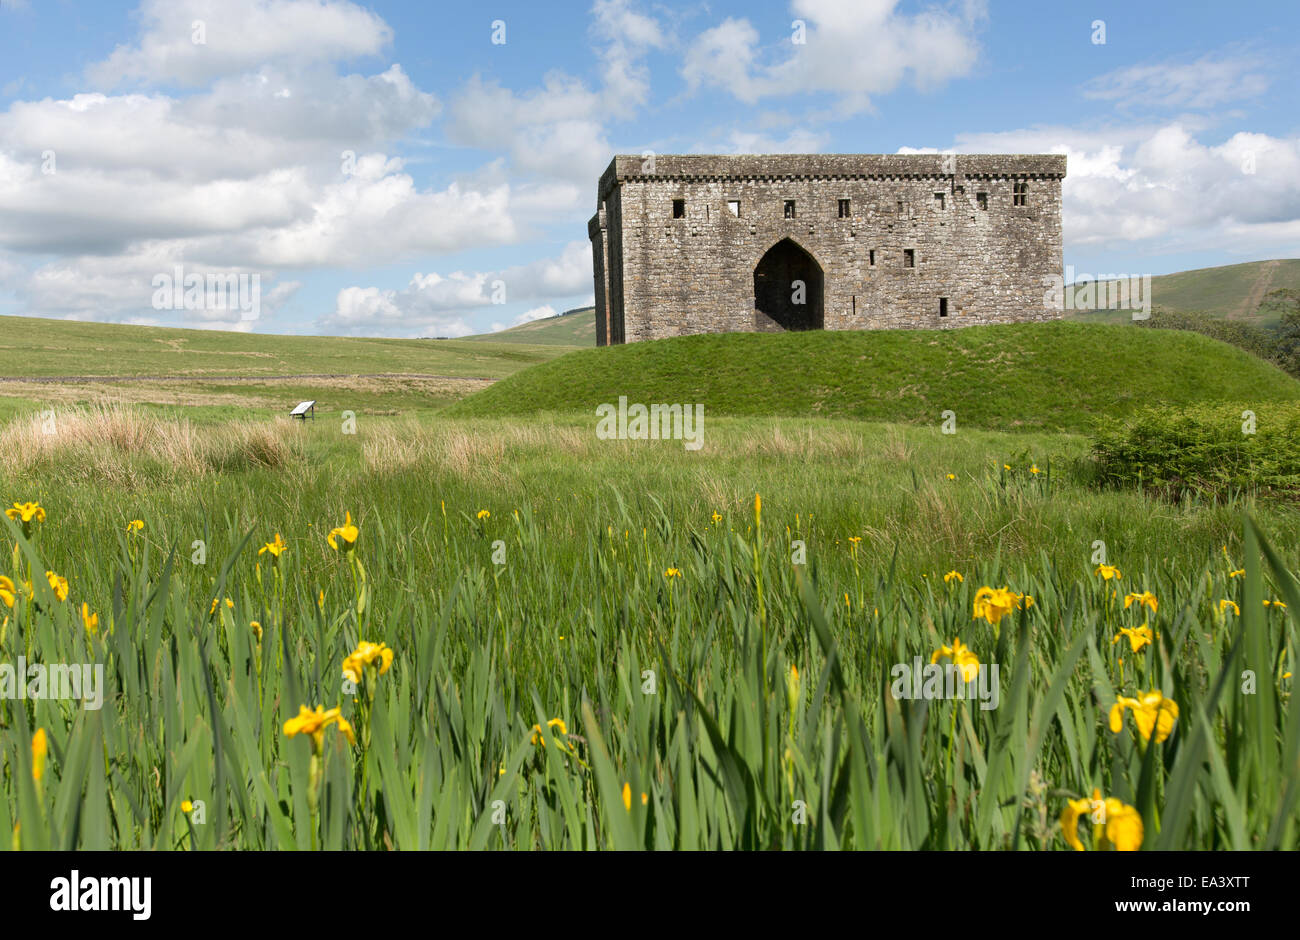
[753, 238, 824, 332]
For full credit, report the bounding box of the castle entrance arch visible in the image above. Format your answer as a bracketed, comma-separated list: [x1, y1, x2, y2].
[753, 239, 824, 331]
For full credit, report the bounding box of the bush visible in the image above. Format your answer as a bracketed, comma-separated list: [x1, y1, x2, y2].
[1090, 402, 1300, 498]
[1134, 308, 1289, 373]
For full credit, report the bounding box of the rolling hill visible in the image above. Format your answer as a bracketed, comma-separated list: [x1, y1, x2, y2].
[1065, 259, 1300, 324]
[463, 306, 596, 346]
[445, 321, 1300, 433]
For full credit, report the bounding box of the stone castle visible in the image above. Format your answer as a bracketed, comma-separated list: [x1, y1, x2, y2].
[588, 154, 1066, 345]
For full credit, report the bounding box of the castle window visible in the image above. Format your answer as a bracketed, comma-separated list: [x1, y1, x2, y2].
[934, 193, 945, 209]
[939, 297, 949, 318]
[727, 200, 740, 217]
[784, 199, 796, 219]
[869, 249, 876, 266]
[838, 198, 851, 218]
[672, 199, 685, 219]
[903, 249, 915, 269]
[1013, 182, 1028, 206]
[897, 200, 904, 215]
[976, 192, 988, 210]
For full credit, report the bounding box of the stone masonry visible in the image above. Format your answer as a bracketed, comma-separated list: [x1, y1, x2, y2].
[587, 153, 1067, 345]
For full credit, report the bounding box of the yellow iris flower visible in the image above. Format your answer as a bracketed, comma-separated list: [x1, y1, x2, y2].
[45, 570, 69, 602]
[283, 705, 356, 750]
[125, 519, 144, 533]
[1109, 690, 1179, 743]
[930, 637, 980, 683]
[341, 640, 393, 684]
[1123, 591, 1157, 614]
[530, 717, 568, 746]
[32, 728, 47, 782]
[1061, 788, 1143, 851]
[0, 576, 15, 609]
[972, 586, 1031, 625]
[327, 512, 359, 551]
[1112, 624, 1154, 653]
[943, 570, 963, 584]
[81, 603, 99, 635]
[1094, 564, 1122, 581]
[259, 533, 288, 559]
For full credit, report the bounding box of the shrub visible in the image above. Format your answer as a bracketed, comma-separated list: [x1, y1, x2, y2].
[1090, 402, 1300, 498]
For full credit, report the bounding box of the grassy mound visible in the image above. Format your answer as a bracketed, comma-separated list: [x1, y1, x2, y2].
[445, 322, 1300, 432]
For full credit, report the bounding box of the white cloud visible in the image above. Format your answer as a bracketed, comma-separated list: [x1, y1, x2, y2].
[89, 0, 393, 87]
[319, 241, 592, 335]
[1082, 52, 1271, 111]
[682, 0, 985, 114]
[945, 123, 1300, 257]
[514, 304, 557, 325]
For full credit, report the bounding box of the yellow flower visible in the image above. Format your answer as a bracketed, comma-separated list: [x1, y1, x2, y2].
[1003, 463, 1011, 471]
[664, 567, 682, 579]
[930, 637, 980, 683]
[0, 576, 14, 609]
[283, 705, 356, 750]
[45, 570, 69, 602]
[1219, 599, 1240, 616]
[622, 782, 632, 812]
[711, 512, 722, 524]
[530, 717, 568, 746]
[1094, 564, 1122, 581]
[1123, 591, 1157, 614]
[181, 800, 193, 813]
[943, 570, 963, 584]
[1228, 568, 1245, 579]
[1109, 690, 1179, 743]
[1264, 599, 1288, 609]
[341, 640, 394, 684]
[641, 792, 648, 805]
[476, 509, 490, 520]
[250, 620, 262, 642]
[259, 532, 288, 559]
[1061, 788, 1143, 851]
[318, 589, 325, 609]
[327, 511, 359, 551]
[945, 473, 956, 481]
[1112, 623, 1153, 653]
[1059, 794, 1092, 851]
[972, 586, 1030, 625]
[754, 493, 761, 526]
[1030, 464, 1040, 475]
[31, 729, 47, 782]
[126, 519, 144, 533]
[6, 501, 46, 529]
[81, 602, 99, 635]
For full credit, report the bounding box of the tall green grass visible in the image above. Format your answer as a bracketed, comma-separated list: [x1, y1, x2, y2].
[1, 412, 1297, 849]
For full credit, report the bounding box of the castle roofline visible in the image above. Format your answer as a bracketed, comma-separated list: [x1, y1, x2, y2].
[597, 153, 1066, 204]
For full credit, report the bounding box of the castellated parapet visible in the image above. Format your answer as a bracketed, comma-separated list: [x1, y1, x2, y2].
[587, 153, 1067, 345]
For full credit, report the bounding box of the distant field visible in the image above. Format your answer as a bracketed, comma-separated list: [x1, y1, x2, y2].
[0, 314, 570, 418]
[447, 321, 1300, 432]
[463, 306, 596, 346]
[1065, 259, 1300, 324]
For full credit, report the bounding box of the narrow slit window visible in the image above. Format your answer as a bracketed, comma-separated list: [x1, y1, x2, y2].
[1013, 181, 1028, 206]
[783, 199, 796, 219]
[869, 249, 876, 266]
[976, 192, 988, 211]
[903, 249, 915, 269]
[838, 198, 851, 218]
[672, 199, 685, 218]
[939, 297, 949, 318]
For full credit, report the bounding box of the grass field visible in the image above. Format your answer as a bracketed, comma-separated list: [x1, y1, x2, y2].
[463, 306, 596, 346]
[1, 317, 1298, 850]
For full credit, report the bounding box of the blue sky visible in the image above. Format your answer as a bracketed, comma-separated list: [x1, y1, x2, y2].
[0, 0, 1296, 336]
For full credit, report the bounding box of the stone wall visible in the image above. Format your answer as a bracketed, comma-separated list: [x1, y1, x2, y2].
[588, 153, 1066, 345]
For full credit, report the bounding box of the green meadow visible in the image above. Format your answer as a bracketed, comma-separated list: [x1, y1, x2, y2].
[1, 316, 1298, 850]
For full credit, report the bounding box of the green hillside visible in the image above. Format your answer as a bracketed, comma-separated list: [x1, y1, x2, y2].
[1066, 259, 1300, 324]
[0, 314, 567, 379]
[445, 321, 1300, 432]
[464, 306, 596, 346]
